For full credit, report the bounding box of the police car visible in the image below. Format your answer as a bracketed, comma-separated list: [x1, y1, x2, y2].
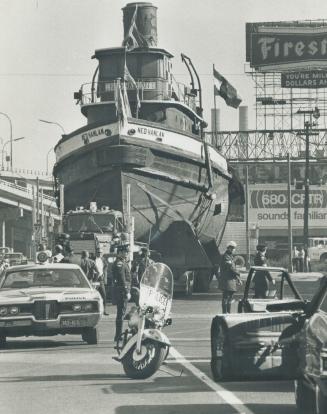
[0, 263, 103, 346]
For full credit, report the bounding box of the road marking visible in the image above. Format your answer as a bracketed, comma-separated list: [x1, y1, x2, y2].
[170, 347, 255, 414]
[166, 358, 210, 363]
[169, 337, 210, 341]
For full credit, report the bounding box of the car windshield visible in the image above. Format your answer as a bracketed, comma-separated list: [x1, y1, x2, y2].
[0, 268, 90, 289]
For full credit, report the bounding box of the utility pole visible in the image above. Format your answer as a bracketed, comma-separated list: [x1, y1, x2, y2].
[245, 165, 250, 268]
[296, 107, 320, 249]
[303, 121, 310, 248]
[287, 154, 293, 271]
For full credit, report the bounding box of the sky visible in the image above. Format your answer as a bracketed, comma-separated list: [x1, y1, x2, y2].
[0, 0, 326, 172]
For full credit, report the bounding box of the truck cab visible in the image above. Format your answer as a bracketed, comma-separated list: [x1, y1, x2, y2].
[308, 237, 327, 263]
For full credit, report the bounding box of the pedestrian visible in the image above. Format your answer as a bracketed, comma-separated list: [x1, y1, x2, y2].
[219, 241, 242, 314]
[292, 246, 299, 272]
[94, 249, 109, 315]
[131, 247, 154, 287]
[61, 247, 75, 264]
[52, 244, 64, 263]
[80, 250, 99, 282]
[253, 244, 275, 298]
[304, 244, 311, 272]
[112, 245, 131, 343]
[298, 246, 305, 272]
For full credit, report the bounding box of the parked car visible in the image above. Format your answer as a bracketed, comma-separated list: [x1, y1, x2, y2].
[4, 252, 28, 266]
[0, 263, 103, 346]
[211, 273, 327, 413]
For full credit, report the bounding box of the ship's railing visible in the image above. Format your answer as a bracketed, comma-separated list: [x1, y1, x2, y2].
[77, 79, 198, 112]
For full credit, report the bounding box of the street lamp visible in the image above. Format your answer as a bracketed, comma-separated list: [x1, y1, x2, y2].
[296, 107, 320, 249]
[0, 112, 13, 170]
[2, 136, 25, 168]
[46, 146, 54, 175]
[39, 119, 66, 134]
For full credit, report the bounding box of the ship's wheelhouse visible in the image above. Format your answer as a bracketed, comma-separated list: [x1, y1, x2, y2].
[78, 47, 202, 136]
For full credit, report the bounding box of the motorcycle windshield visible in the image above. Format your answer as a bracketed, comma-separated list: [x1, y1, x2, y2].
[139, 263, 173, 319]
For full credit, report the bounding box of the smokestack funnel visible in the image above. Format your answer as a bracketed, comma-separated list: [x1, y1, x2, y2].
[122, 2, 158, 48]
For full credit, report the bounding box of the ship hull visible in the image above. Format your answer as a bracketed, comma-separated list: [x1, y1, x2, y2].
[54, 119, 231, 250]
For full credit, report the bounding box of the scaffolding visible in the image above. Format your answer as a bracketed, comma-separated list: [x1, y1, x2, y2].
[248, 68, 327, 131]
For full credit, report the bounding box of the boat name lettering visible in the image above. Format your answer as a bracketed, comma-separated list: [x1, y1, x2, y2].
[137, 127, 164, 138]
[81, 128, 112, 144]
[105, 81, 156, 91]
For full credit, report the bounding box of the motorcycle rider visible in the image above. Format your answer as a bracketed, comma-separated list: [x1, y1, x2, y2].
[112, 245, 131, 343]
[219, 241, 242, 314]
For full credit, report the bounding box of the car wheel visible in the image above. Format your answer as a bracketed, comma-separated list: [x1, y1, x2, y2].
[295, 379, 315, 413]
[315, 383, 327, 414]
[210, 317, 229, 381]
[0, 333, 6, 348]
[82, 327, 99, 345]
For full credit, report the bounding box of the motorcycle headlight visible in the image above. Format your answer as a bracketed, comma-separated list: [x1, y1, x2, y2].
[9, 306, 19, 315]
[152, 308, 164, 321]
[0, 307, 8, 316]
[72, 304, 82, 312]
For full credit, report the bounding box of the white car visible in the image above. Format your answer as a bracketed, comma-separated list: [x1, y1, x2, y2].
[0, 263, 103, 346]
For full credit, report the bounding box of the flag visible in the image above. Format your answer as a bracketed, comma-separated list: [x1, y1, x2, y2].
[122, 5, 148, 51]
[123, 60, 141, 112]
[213, 66, 242, 109]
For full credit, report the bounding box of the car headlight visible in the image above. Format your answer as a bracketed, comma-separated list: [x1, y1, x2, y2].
[72, 304, 82, 312]
[83, 303, 93, 312]
[9, 306, 19, 315]
[0, 307, 8, 316]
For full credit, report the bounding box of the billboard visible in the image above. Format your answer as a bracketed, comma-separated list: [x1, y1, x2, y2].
[281, 71, 327, 88]
[246, 22, 327, 72]
[249, 184, 327, 229]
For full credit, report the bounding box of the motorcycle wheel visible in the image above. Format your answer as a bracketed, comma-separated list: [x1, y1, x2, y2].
[122, 340, 167, 379]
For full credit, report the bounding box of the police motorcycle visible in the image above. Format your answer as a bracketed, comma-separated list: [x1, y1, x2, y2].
[115, 262, 173, 379]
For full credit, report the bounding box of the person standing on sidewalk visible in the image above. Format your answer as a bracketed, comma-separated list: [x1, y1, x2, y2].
[219, 241, 242, 314]
[94, 249, 109, 315]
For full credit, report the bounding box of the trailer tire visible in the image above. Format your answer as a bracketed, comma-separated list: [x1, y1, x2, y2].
[194, 269, 211, 293]
[185, 272, 194, 297]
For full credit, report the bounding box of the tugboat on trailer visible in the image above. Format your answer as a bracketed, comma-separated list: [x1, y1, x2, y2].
[53, 2, 243, 292]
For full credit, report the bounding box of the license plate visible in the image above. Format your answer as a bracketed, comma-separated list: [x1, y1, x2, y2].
[60, 318, 88, 328]
[0, 320, 32, 327]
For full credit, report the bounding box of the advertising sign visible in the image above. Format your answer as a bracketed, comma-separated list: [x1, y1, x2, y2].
[246, 22, 327, 71]
[281, 71, 327, 88]
[249, 184, 327, 229]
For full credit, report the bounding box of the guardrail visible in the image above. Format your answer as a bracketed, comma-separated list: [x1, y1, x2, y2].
[0, 179, 55, 203]
[0, 166, 52, 178]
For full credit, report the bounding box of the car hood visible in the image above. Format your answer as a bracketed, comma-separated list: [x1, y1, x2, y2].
[0, 287, 101, 304]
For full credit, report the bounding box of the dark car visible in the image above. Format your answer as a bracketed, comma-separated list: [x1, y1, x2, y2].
[211, 274, 327, 413]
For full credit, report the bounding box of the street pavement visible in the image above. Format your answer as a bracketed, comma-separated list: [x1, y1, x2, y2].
[0, 275, 320, 414]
